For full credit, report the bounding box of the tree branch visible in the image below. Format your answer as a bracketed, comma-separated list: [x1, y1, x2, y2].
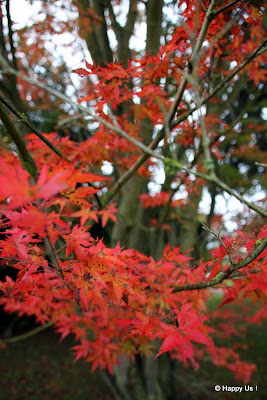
[1, 39, 266, 216]
[171, 37, 267, 130]
[0, 100, 38, 178]
[5, 0, 17, 70]
[163, 157, 267, 217]
[202, 224, 235, 266]
[107, 2, 122, 39]
[165, 0, 217, 127]
[45, 227, 64, 280]
[108, 12, 267, 203]
[0, 322, 54, 344]
[121, 0, 138, 61]
[213, 176, 267, 217]
[212, 0, 242, 19]
[0, 11, 8, 60]
[76, 0, 113, 66]
[172, 235, 267, 293]
[0, 256, 57, 272]
[107, 0, 138, 64]
[255, 162, 267, 168]
[0, 93, 67, 160]
[1, 36, 265, 168]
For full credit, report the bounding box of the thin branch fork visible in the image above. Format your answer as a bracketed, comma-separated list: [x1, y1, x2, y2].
[202, 223, 235, 266]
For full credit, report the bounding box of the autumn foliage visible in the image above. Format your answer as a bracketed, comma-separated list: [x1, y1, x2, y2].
[0, 0, 266, 389]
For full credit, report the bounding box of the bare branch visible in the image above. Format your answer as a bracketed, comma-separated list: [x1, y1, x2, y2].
[0, 11, 8, 60]
[56, 114, 84, 127]
[107, 2, 122, 38]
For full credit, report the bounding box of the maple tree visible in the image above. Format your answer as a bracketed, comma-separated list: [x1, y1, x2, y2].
[0, 0, 267, 399]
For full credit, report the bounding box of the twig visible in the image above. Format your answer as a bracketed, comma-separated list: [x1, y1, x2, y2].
[190, 57, 215, 175]
[212, 175, 267, 217]
[212, 0, 242, 18]
[56, 114, 83, 127]
[199, 14, 239, 60]
[202, 223, 235, 266]
[45, 227, 64, 280]
[0, 256, 57, 272]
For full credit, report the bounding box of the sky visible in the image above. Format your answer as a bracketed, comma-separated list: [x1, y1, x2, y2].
[6, 0, 266, 232]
